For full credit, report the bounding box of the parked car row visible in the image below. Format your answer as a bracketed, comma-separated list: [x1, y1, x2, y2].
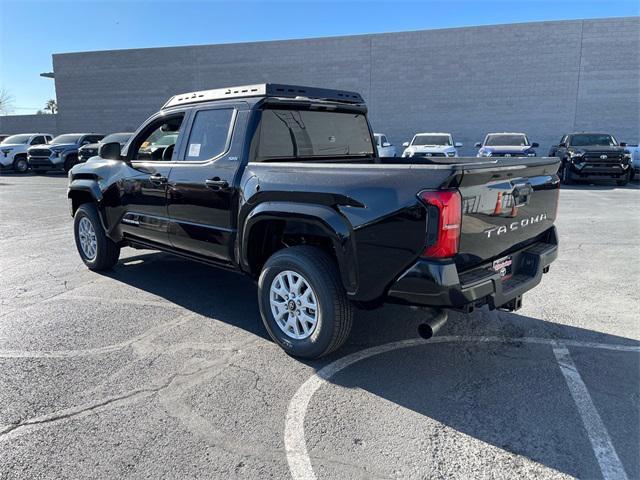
[2, 125, 634, 186]
[0, 132, 134, 173]
[373, 130, 635, 185]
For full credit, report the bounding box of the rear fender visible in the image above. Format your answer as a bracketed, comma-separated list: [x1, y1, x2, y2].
[240, 202, 358, 294]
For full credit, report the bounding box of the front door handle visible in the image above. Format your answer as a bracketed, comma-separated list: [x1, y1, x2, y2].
[205, 178, 230, 190]
[149, 173, 168, 185]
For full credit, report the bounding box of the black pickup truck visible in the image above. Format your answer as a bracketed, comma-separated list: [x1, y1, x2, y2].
[549, 132, 633, 185]
[68, 84, 560, 358]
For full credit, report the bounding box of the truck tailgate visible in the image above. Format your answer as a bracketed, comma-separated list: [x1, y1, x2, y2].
[455, 157, 560, 271]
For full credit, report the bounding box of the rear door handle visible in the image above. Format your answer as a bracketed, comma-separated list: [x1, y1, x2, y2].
[205, 178, 230, 190]
[149, 173, 168, 185]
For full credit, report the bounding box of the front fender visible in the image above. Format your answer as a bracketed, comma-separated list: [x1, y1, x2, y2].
[240, 201, 358, 294]
[67, 180, 109, 230]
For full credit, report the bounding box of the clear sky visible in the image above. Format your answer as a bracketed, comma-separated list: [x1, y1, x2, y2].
[1, 0, 638, 114]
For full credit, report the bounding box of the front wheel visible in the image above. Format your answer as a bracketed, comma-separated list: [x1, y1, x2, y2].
[12, 156, 29, 173]
[73, 203, 120, 270]
[616, 171, 630, 186]
[560, 162, 573, 185]
[258, 246, 353, 359]
[64, 155, 78, 173]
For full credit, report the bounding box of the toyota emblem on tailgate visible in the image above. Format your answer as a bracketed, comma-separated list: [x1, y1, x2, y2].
[600, 154, 608, 159]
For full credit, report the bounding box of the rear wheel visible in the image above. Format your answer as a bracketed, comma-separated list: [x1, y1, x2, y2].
[12, 156, 28, 173]
[73, 203, 120, 270]
[258, 245, 353, 359]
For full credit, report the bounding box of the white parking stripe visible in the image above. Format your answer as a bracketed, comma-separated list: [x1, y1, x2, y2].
[553, 346, 629, 480]
[286, 337, 639, 480]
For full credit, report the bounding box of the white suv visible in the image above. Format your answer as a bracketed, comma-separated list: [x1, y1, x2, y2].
[402, 133, 462, 158]
[0, 133, 53, 173]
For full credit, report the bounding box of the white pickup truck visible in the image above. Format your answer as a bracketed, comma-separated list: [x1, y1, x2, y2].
[374, 133, 397, 157]
[402, 132, 462, 159]
[0, 133, 53, 173]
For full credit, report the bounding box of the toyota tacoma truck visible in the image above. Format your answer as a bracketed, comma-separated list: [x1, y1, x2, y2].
[549, 132, 633, 185]
[402, 132, 462, 159]
[67, 83, 560, 358]
[28, 133, 104, 173]
[475, 133, 539, 158]
[0, 133, 53, 172]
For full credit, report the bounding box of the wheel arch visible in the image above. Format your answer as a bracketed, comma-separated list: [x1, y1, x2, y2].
[240, 202, 358, 295]
[68, 180, 110, 230]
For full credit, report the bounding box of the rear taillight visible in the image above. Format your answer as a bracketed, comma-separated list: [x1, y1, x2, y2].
[418, 190, 462, 258]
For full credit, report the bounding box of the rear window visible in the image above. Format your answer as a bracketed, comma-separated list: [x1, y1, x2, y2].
[254, 109, 374, 161]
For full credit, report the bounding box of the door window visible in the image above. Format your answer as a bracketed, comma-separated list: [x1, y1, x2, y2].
[184, 108, 234, 161]
[131, 115, 185, 161]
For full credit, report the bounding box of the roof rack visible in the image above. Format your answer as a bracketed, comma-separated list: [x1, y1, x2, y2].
[162, 83, 364, 109]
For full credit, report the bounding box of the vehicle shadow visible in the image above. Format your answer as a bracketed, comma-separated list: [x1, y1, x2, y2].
[102, 251, 639, 478]
[561, 182, 639, 190]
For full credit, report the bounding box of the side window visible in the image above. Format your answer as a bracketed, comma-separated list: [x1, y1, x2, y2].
[45, 135, 52, 143]
[560, 136, 568, 147]
[131, 115, 185, 161]
[184, 108, 233, 161]
[31, 136, 45, 145]
[381, 135, 388, 145]
[87, 135, 103, 143]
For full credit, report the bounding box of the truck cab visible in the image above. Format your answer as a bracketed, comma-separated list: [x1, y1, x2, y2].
[374, 133, 397, 157]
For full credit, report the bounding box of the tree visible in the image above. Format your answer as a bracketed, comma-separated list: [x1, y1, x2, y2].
[45, 99, 57, 114]
[0, 89, 14, 115]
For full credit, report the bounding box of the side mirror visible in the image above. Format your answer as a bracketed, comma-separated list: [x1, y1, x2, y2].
[620, 142, 627, 147]
[402, 142, 409, 147]
[531, 142, 539, 148]
[99, 142, 122, 160]
[382, 142, 391, 147]
[474, 142, 482, 148]
[454, 142, 463, 148]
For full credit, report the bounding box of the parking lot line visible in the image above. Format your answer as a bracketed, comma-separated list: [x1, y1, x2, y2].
[286, 337, 639, 480]
[553, 346, 629, 480]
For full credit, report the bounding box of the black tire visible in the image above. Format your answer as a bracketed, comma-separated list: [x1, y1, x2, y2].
[73, 203, 120, 270]
[560, 161, 573, 185]
[64, 155, 78, 173]
[12, 155, 29, 173]
[258, 245, 353, 359]
[616, 172, 630, 186]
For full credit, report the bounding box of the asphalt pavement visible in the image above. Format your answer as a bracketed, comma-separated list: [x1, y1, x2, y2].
[0, 173, 638, 479]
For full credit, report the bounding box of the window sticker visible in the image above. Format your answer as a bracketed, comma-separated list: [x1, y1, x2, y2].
[188, 143, 201, 157]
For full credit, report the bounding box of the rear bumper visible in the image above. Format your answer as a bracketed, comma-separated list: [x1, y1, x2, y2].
[387, 227, 558, 310]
